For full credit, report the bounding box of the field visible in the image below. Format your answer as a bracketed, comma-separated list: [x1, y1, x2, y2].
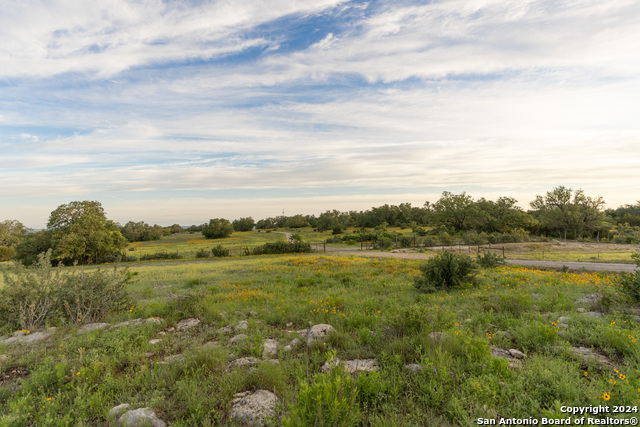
[1, 250, 640, 426]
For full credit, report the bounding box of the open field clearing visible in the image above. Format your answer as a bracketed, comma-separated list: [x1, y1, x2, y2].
[2, 253, 640, 425]
[127, 232, 287, 258]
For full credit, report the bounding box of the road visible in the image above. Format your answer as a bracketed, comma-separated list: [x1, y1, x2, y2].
[277, 232, 638, 273]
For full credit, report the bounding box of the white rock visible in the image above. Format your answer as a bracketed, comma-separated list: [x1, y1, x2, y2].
[108, 403, 130, 419]
[230, 334, 248, 345]
[148, 339, 162, 345]
[78, 323, 110, 334]
[322, 358, 378, 374]
[236, 320, 249, 331]
[117, 407, 166, 427]
[262, 339, 278, 359]
[300, 324, 334, 344]
[176, 318, 200, 331]
[229, 390, 278, 426]
[226, 357, 260, 372]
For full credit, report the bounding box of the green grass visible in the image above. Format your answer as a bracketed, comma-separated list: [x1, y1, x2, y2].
[1, 254, 639, 425]
[127, 231, 287, 258]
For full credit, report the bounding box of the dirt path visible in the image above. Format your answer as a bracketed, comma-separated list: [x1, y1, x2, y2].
[312, 245, 638, 273]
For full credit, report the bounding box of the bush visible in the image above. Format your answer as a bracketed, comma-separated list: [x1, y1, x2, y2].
[202, 218, 233, 239]
[250, 241, 311, 255]
[195, 248, 210, 258]
[0, 251, 132, 330]
[211, 244, 230, 257]
[476, 251, 506, 268]
[619, 252, 640, 303]
[139, 251, 183, 260]
[0, 245, 15, 261]
[414, 251, 477, 293]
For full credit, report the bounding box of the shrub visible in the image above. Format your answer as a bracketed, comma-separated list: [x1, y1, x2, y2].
[139, 251, 183, 260]
[202, 218, 233, 239]
[0, 245, 15, 261]
[414, 251, 477, 293]
[211, 244, 230, 257]
[195, 248, 210, 258]
[618, 252, 640, 303]
[0, 251, 133, 330]
[476, 251, 506, 268]
[250, 241, 311, 255]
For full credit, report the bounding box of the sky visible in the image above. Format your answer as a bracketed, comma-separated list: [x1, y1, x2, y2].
[1, 0, 639, 228]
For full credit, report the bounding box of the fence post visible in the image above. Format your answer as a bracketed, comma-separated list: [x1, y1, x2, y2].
[324, 241, 326, 252]
[502, 247, 505, 258]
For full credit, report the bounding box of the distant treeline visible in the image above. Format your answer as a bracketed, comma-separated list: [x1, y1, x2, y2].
[1, 187, 639, 264]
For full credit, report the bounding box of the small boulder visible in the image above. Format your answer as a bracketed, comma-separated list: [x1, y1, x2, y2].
[148, 339, 162, 345]
[322, 358, 378, 374]
[230, 334, 248, 345]
[236, 320, 249, 331]
[227, 357, 260, 372]
[108, 403, 131, 420]
[300, 324, 334, 344]
[78, 323, 110, 334]
[508, 349, 526, 359]
[176, 318, 200, 331]
[158, 354, 185, 365]
[229, 390, 278, 426]
[262, 339, 278, 359]
[118, 407, 166, 427]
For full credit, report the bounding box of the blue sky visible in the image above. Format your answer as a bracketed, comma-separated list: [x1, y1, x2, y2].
[1, 0, 639, 227]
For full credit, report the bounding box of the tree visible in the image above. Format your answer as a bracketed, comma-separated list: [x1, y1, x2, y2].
[431, 192, 479, 231]
[120, 221, 164, 242]
[232, 217, 255, 232]
[530, 187, 605, 240]
[165, 224, 184, 234]
[202, 218, 234, 239]
[0, 219, 27, 261]
[14, 201, 127, 265]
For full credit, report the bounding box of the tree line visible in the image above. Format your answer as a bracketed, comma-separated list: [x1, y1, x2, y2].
[1, 187, 639, 265]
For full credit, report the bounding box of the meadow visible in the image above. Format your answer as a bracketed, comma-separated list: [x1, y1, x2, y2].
[1, 249, 639, 426]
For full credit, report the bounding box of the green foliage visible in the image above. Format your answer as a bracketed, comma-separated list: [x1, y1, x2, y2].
[232, 217, 255, 232]
[284, 350, 362, 427]
[0, 219, 27, 248]
[119, 221, 164, 242]
[476, 251, 506, 268]
[250, 241, 311, 255]
[0, 245, 15, 262]
[414, 251, 477, 293]
[202, 218, 233, 239]
[618, 252, 640, 303]
[211, 244, 230, 257]
[0, 251, 132, 330]
[139, 251, 183, 261]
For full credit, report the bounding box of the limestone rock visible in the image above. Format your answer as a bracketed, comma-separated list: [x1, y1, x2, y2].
[299, 324, 334, 344]
[230, 334, 248, 345]
[508, 349, 526, 359]
[584, 312, 603, 318]
[491, 347, 523, 369]
[227, 357, 260, 372]
[218, 324, 234, 333]
[148, 339, 162, 345]
[108, 403, 131, 419]
[2, 327, 56, 345]
[236, 320, 249, 331]
[568, 347, 612, 366]
[262, 339, 278, 359]
[176, 318, 200, 331]
[322, 358, 378, 374]
[78, 323, 109, 334]
[229, 390, 278, 426]
[117, 407, 166, 427]
[113, 318, 163, 329]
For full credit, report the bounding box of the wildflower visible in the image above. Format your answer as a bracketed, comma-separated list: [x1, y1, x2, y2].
[76, 372, 81, 376]
[46, 397, 52, 401]
[614, 369, 619, 373]
[59, 344, 63, 347]
[620, 374, 626, 380]
[602, 392, 611, 401]
[584, 372, 588, 377]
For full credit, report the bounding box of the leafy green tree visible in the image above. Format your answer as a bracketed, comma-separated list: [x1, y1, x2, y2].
[165, 224, 184, 234]
[530, 187, 605, 240]
[232, 217, 255, 232]
[284, 214, 309, 228]
[14, 201, 126, 265]
[0, 219, 27, 261]
[119, 221, 164, 242]
[202, 218, 233, 239]
[431, 192, 479, 231]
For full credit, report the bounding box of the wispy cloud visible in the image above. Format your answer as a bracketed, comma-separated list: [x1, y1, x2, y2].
[1, 0, 639, 226]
